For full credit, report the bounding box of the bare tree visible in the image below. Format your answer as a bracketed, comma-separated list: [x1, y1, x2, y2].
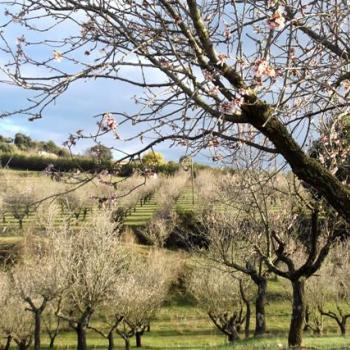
[307, 242, 350, 336]
[1, 1, 350, 222]
[250, 178, 346, 347]
[3, 183, 37, 229]
[115, 251, 179, 350]
[196, 163, 348, 347]
[200, 211, 270, 336]
[187, 263, 251, 344]
[0, 273, 34, 350]
[9, 231, 71, 350]
[56, 213, 128, 350]
[42, 299, 63, 349]
[142, 173, 188, 247]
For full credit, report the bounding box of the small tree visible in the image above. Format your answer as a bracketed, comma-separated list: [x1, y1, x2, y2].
[42, 299, 63, 349]
[14, 133, 33, 151]
[119, 251, 177, 349]
[9, 232, 70, 350]
[308, 243, 350, 336]
[200, 211, 270, 336]
[187, 264, 249, 344]
[142, 151, 166, 169]
[3, 184, 36, 228]
[88, 250, 177, 350]
[86, 144, 113, 162]
[58, 189, 92, 221]
[0, 273, 34, 350]
[57, 213, 128, 350]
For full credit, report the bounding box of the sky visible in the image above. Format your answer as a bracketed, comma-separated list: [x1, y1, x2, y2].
[0, 8, 213, 164]
[0, 69, 213, 162]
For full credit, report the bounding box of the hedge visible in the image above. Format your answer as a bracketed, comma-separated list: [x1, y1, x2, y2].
[0, 153, 114, 172]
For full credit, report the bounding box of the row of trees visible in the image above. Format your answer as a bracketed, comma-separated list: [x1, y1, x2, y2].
[0, 214, 178, 350]
[0, 172, 163, 230]
[0, 134, 69, 157]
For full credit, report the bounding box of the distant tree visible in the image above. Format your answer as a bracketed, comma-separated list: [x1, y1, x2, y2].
[0, 136, 12, 144]
[3, 184, 37, 228]
[86, 144, 113, 161]
[14, 133, 33, 151]
[0, 142, 15, 154]
[142, 151, 166, 169]
[42, 140, 62, 155]
[0, 135, 14, 153]
[187, 264, 251, 344]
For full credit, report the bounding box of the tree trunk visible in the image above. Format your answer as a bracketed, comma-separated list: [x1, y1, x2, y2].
[124, 337, 131, 350]
[108, 331, 114, 350]
[76, 323, 88, 350]
[4, 335, 12, 350]
[254, 279, 267, 336]
[49, 336, 56, 349]
[338, 319, 346, 336]
[34, 311, 41, 350]
[288, 279, 306, 348]
[227, 328, 240, 343]
[135, 332, 142, 347]
[303, 305, 310, 332]
[17, 341, 29, 350]
[245, 302, 251, 339]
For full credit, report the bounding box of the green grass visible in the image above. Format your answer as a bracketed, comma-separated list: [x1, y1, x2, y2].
[24, 282, 350, 350]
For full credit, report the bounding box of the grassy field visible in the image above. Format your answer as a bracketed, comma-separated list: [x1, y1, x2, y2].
[36, 281, 350, 349]
[1, 171, 350, 349]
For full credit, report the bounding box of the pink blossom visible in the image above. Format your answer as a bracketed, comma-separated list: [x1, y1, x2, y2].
[220, 97, 243, 115]
[254, 59, 269, 77]
[203, 69, 214, 81]
[207, 85, 220, 96]
[267, 9, 285, 30]
[254, 58, 277, 79]
[217, 53, 228, 66]
[159, 59, 173, 69]
[102, 113, 117, 131]
[53, 50, 63, 62]
[341, 79, 350, 91]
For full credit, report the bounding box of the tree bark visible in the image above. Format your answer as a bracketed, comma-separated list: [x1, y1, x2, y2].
[288, 279, 306, 348]
[49, 336, 56, 349]
[245, 301, 251, 339]
[76, 323, 88, 350]
[17, 341, 29, 350]
[108, 331, 114, 350]
[240, 280, 251, 339]
[135, 332, 142, 348]
[34, 311, 41, 350]
[338, 319, 346, 336]
[243, 101, 350, 224]
[124, 337, 131, 350]
[254, 279, 267, 336]
[227, 328, 240, 343]
[4, 335, 11, 350]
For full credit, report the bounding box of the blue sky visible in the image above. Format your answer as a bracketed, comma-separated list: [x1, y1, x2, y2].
[0, 6, 216, 164]
[0, 50, 211, 163]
